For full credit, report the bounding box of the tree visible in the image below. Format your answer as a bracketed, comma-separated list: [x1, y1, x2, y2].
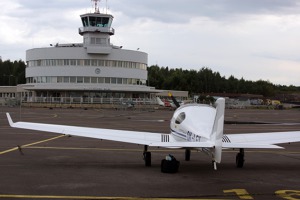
[0, 59, 26, 86]
[147, 65, 300, 97]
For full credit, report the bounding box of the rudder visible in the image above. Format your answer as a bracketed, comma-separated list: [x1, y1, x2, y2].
[211, 98, 225, 164]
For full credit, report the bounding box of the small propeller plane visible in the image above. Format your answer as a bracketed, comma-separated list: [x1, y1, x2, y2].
[6, 98, 300, 171]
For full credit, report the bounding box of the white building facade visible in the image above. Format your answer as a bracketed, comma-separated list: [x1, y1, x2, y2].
[23, 3, 157, 100]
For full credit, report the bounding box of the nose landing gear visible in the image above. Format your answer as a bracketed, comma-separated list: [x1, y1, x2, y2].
[143, 145, 151, 166]
[185, 149, 191, 161]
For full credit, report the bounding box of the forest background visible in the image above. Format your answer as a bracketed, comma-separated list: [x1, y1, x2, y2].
[1, 59, 299, 98]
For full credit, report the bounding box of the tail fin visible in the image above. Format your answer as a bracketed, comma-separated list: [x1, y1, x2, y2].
[211, 98, 225, 163]
[156, 97, 165, 106]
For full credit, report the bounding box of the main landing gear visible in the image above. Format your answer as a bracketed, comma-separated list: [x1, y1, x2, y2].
[143, 145, 151, 166]
[143, 145, 180, 173]
[236, 148, 245, 168]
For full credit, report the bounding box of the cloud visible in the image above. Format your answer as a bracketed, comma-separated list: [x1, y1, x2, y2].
[109, 0, 300, 23]
[1, 0, 300, 86]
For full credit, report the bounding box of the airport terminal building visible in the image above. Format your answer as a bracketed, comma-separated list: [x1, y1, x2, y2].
[0, 2, 188, 107]
[23, 3, 157, 100]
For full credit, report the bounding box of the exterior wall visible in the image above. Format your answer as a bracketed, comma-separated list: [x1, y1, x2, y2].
[26, 47, 147, 63]
[26, 65, 147, 80]
[26, 47, 148, 80]
[0, 86, 17, 98]
[24, 46, 150, 95]
[22, 83, 156, 92]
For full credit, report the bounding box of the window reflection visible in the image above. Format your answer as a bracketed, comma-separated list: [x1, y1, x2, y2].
[27, 59, 147, 70]
[26, 76, 147, 86]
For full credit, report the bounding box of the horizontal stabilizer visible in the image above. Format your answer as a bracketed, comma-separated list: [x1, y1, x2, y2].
[222, 143, 283, 149]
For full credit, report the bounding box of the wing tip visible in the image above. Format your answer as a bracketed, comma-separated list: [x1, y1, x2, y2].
[6, 113, 14, 127]
[222, 143, 284, 149]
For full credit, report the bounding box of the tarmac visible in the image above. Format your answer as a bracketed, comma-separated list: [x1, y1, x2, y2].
[0, 106, 299, 200]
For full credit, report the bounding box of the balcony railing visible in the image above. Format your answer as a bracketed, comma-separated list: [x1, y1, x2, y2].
[79, 27, 115, 35]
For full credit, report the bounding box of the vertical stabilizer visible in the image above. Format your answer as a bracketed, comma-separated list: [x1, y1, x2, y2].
[211, 98, 225, 164]
[156, 97, 165, 106]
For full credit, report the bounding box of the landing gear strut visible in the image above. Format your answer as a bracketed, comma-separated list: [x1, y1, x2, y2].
[185, 149, 191, 161]
[143, 145, 151, 166]
[236, 148, 244, 168]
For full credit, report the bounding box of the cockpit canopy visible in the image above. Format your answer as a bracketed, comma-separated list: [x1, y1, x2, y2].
[175, 112, 186, 124]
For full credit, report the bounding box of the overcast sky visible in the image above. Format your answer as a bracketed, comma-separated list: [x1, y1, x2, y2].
[1, 0, 300, 86]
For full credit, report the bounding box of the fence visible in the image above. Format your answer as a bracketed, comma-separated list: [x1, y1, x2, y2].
[15, 97, 159, 110]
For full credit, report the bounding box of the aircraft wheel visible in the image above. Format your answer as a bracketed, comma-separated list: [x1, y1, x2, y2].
[143, 152, 151, 167]
[236, 153, 244, 168]
[185, 149, 191, 161]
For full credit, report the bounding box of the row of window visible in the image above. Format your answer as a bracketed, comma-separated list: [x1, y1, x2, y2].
[90, 37, 107, 45]
[81, 16, 112, 28]
[26, 76, 147, 85]
[27, 59, 147, 70]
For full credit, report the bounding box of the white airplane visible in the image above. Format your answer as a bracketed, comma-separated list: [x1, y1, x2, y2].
[156, 96, 171, 107]
[156, 96, 165, 106]
[6, 98, 300, 171]
[156, 94, 181, 108]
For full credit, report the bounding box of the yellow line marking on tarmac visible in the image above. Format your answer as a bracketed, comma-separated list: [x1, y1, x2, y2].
[0, 135, 66, 155]
[0, 194, 229, 200]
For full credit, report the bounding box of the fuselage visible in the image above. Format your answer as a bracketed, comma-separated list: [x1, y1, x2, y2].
[170, 104, 217, 143]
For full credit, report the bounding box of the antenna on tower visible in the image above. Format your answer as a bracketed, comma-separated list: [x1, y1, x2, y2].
[91, 0, 100, 13]
[106, 0, 108, 14]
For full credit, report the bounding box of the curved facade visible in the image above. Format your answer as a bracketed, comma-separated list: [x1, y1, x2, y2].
[23, 5, 156, 99]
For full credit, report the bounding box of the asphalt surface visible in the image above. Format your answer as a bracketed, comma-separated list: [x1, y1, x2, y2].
[0, 106, 299, 200]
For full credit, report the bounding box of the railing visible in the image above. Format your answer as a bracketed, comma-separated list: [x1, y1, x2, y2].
[78, 27, 115, 35]
[23, 97, 154, 104]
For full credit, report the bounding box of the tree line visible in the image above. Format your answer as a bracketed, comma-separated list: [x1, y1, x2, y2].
[0, 59, 299, 97]
[147, 65, 300, 97]
[0, 59, 26, 86]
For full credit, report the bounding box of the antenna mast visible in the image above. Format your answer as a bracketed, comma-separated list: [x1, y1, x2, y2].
[91, 0, 100, 13]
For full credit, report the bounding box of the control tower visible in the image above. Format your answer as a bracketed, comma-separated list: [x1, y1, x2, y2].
[79, 0, 115, 54]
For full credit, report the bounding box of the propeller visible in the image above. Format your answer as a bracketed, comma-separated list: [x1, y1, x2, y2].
[168, 92, 181, 108]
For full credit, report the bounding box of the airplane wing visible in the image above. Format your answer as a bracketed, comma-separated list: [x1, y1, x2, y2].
[6, 113, 161, 146]
[223, 131, 300, 149]
[6, 113, 213, 148]
[150, 142, 213, 148]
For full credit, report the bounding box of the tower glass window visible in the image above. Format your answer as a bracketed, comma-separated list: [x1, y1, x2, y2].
[81, 17, 88, 27]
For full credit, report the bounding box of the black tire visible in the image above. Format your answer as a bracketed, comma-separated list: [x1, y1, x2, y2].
[185, 149, 191, 161]
[144, 152, 151, 167]
[161, 159, 180, 173]
[236, 153, 244, 168]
